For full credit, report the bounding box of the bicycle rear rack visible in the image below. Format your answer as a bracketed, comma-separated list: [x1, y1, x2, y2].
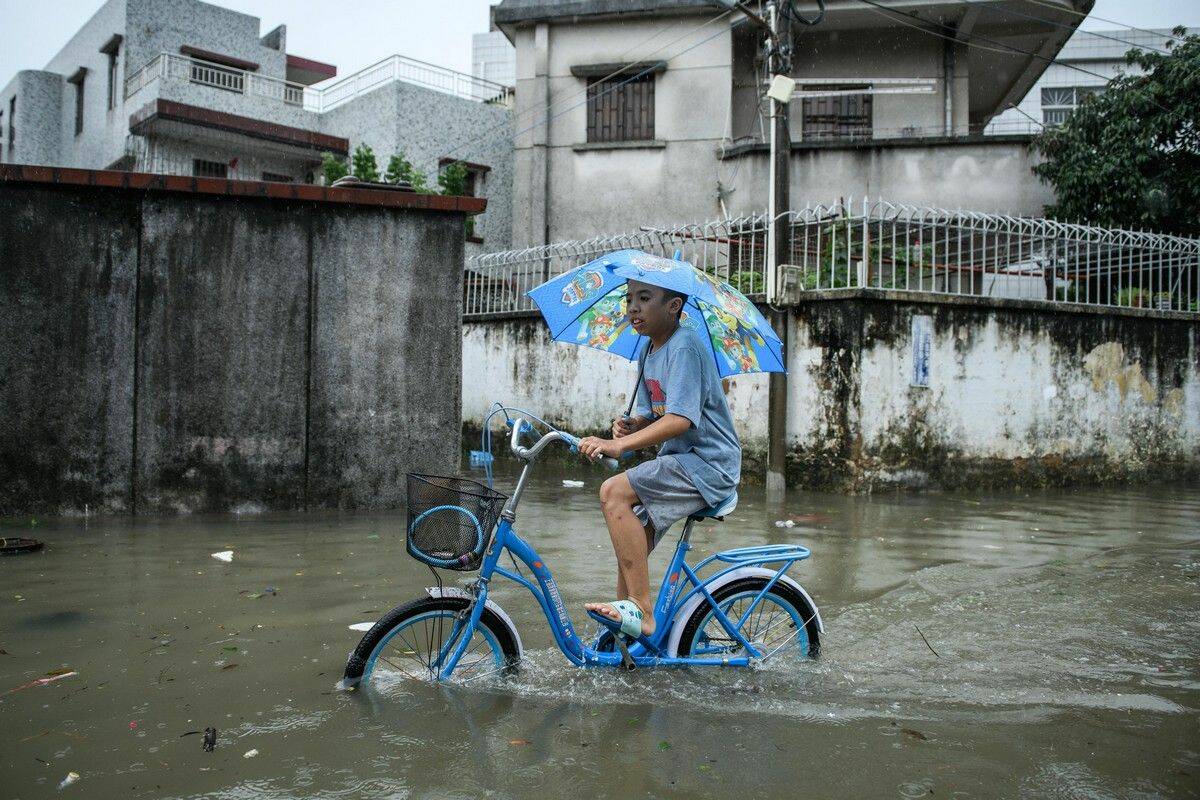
[712, 544, 811, 565]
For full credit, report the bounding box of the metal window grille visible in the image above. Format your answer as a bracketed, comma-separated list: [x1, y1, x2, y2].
[260, 171, 293, 183]
[586, 73, 655, 143]
[1040, 86, 1104, 127]
[193, 158, 228, 178]
[801, 86, 872, 141]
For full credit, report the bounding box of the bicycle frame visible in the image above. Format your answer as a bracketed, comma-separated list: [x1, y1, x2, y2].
[436, 511, 810, 680]
[428, 420, 814, 681]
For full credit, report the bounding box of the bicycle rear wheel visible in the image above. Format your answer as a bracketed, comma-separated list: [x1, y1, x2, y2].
[677, 578, 820, 660]
[343, 596, 520, 687]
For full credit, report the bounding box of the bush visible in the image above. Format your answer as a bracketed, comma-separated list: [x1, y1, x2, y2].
[438, 162, 468, 196]
[384, 152, 431, 193]
[320, 152, 348, 184]
[1114, 287, 1151, 308]
[729, 270, 764, 294]
[351, 143, 379, 182]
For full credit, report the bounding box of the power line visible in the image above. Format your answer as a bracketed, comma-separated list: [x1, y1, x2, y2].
[1021, 0, 1190, 44]
[853, 0, 1144, 88]
[440, 7, 735, 169]
[991, 3, 1171, 55]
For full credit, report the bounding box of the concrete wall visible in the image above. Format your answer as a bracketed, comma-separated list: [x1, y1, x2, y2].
[0, 171, 470, 517]
[722, 136, 1055, 218]
[462, 295, 1199, 491]
[0, 72, 65, 166]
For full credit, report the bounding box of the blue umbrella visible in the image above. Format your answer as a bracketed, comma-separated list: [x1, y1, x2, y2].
[526, 249, 784, 378]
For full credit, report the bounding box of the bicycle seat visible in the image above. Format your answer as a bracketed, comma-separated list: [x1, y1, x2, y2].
[688, 491, 738, 522]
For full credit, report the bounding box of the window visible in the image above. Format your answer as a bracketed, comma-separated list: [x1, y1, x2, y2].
[193, 158, 228, 178]
[100, 35, 122, 110]
[438, 158, 489, 242]
[586, 73, 655, 143]
[68, 68, 87, 136]
[801, 85, 872, 141]
[261, 171, 293, 183]
[7, 96, 13, 147]
[1041, 86, 1102, 126]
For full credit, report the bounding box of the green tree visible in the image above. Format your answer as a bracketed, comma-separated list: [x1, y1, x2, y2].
[1032, 28, 1200, 236]
[384, 151, 431, 193]
[350, 143, 380, 182]
[320, 151, 348, 184]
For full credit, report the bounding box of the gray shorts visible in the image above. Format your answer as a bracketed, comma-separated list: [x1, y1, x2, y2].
[626, 455, 708, 550]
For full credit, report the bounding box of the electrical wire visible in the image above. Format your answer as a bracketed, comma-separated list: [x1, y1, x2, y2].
[987, 3, 1172, 55]
[440, 6, 737, 173]
[1021, 0, 1190, 44]
[852, 0, 1169, 108]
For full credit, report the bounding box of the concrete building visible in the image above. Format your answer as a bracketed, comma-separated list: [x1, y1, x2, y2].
[986, 26, 1182, 133]
[473, 30, 517, 98]
[492, 0, 1095, 248]
[0, 0, 515, 253]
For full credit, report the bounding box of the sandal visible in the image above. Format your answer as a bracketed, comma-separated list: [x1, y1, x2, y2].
[586, 600, 645, 638]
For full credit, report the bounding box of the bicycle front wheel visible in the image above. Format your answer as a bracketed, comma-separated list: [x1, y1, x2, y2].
[343, 596, 520, 688]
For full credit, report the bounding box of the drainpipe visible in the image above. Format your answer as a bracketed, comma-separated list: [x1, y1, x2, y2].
[943, 38, 953, 136]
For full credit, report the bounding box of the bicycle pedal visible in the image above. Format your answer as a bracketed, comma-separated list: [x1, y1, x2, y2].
[615, 636, 636, 671]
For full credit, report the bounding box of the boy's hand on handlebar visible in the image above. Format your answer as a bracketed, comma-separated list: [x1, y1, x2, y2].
[578, 436, 623, 461]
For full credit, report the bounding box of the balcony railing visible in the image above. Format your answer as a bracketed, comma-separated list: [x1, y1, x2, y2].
[125, 52, 513, 114]
[125, 53, 308, 107]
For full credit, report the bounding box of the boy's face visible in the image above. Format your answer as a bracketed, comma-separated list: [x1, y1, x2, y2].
[626, 279, 681, 337]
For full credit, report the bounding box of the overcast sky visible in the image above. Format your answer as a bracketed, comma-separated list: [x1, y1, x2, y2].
[0, 0, 1196, 86]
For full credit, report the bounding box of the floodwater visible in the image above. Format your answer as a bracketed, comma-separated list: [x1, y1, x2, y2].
[1, 463, 1198, 799]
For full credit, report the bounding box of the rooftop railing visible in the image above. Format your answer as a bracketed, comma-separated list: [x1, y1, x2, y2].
[125, 52, 513, 114]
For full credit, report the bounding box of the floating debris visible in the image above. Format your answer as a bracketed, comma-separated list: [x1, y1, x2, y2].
[57, 772, 80, 790]
[202, 727, 217, 752]
[348, 622, 374, 632]
[562, 480, 585, 488]
[243, 748, 258, 759]
[211, 551, 233, 563]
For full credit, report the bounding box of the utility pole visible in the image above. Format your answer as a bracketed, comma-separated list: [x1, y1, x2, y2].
[766, 0, 792, 500]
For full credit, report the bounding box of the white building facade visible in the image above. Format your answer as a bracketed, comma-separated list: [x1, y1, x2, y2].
[472, 30, 516, 99]
[492, 0, 1093, 248]
[0, 0, 515, 253]
[986, 27, 1181, 134]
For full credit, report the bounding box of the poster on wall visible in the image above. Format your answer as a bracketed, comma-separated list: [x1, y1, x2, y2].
[911, 314, 932, 388]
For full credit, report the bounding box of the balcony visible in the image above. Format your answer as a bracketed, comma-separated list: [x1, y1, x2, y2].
[125, 52, 514, 117]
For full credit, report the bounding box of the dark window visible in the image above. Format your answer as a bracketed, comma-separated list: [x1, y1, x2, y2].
[7, 96, 14, 147]
[261, 171, 293, 183]
[100, 36, 122, 110]
[801, 85, 872, 141]
[586, 73, 655, 143]
[193, 158, 228, 178]
[107, 52, 118, 109]
[68, 69, 87, 136]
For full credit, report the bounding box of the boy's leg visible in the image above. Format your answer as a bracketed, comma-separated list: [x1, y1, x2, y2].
[586, 472, 656, 636]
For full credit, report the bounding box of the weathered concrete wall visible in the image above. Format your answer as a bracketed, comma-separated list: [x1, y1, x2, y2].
[0, 168, 474, 516]
[463, 295, 1199, 491]
[0, 182, 139, 514]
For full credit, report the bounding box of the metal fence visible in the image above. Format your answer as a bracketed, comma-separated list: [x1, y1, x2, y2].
[463, 199, 1200, 317]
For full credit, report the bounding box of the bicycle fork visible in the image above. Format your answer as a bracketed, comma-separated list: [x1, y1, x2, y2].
[433, 579, 490, 681]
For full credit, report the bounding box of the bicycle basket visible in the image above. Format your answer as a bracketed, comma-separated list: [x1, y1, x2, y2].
[405, 474, 507, 571]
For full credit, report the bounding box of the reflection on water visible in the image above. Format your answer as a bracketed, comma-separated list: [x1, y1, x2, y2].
[1, 463, 1197, 798]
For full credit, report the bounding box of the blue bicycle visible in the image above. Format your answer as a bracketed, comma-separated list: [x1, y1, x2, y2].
[342, 413, 823, 687]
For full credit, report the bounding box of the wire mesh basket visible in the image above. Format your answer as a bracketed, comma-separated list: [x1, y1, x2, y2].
[405, 474, 507, 571]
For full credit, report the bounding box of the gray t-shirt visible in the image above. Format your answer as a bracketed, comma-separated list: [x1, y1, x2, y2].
[635, 326, 741, 506]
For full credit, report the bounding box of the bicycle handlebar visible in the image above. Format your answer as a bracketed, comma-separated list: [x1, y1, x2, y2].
[509, 419, 620, 471]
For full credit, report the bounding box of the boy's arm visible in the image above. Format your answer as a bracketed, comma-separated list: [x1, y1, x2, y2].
[618, 414, 690, 451]
[580, 414, 690, 460]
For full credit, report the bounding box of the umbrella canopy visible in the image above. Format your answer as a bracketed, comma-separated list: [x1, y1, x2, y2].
[526, 249, 784, 377]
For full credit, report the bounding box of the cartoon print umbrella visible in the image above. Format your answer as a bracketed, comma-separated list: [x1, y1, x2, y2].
[526, 249, 785, 378]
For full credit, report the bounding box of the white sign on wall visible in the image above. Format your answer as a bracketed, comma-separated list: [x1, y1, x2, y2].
[911, 314, 932, 387]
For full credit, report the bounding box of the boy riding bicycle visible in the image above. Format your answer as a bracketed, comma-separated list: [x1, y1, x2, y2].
[578, 279, 741, 638]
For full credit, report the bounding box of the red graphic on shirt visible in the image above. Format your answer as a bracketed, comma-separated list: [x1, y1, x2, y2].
[645, 378, 667, 416]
